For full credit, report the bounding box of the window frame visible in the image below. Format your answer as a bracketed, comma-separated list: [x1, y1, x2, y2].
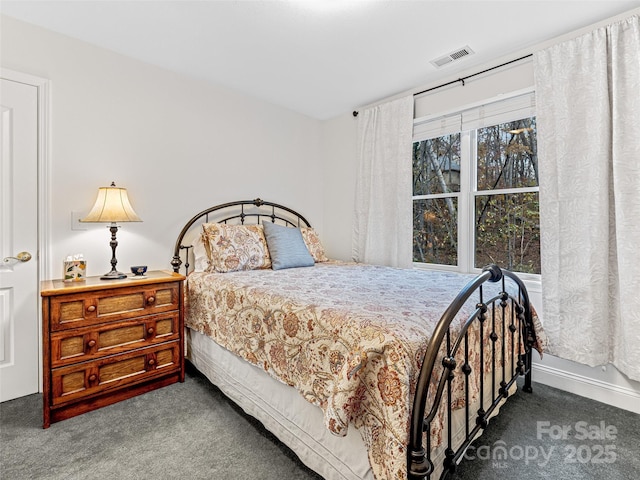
[412, 88, 540, 283]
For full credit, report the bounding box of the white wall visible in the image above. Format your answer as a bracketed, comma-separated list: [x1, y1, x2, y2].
[0, 14, 323, 278]
[319, 111, 357, 261]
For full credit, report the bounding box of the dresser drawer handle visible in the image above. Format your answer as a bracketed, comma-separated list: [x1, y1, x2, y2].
[88, 374, 97, 382]
[87, 340, 96, 348]
[147, 327, 155, 336]
[147, 296, 155, 305]
[148, 358, 156, 366]
[86, 305, 96, 313]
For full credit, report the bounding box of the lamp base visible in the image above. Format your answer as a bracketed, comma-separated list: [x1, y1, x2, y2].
[100, 269, 128, 280]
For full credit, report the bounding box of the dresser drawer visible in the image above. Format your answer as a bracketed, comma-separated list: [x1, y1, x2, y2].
[50, 312, 179, 368]
[49, 282, 180, 331]
[51, 342, 180, 406]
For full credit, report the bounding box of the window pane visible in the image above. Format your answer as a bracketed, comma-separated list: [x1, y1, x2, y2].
[413, 198, 458, 265]
[475, 192, 540, 274]
[477, 118, 538, 191]
[413, 133, 461, 195]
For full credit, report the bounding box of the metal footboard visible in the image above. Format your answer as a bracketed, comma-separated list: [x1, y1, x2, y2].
[408, 264, 536, 479]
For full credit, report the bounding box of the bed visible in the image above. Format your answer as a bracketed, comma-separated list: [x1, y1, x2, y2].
[171, 198, 547, 480]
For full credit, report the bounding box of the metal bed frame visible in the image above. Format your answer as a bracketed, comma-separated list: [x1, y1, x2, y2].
[171, 198, 538, 480]
[407, 264, 536, 479]
[171, 198, 311, 275]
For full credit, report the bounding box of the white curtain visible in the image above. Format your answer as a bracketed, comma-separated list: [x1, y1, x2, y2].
[353, 96, 414, 268]
[534, 15, 640, 381]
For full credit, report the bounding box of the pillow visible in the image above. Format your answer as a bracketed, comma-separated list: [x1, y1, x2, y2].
[263, 222, 314, 270]
[201, 223, 271, 273]
[300, 227, 329, 262]
[192, 233, 209, 272]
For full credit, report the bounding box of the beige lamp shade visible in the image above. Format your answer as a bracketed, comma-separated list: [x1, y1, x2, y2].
[80, 182, 142, 223]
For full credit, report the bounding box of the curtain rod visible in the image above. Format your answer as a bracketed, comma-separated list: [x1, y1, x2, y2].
[352, 53, 533, 117]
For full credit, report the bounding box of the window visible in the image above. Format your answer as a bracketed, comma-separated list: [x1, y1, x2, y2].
[412, 92, 540, 275]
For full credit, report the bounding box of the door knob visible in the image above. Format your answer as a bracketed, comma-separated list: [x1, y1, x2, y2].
[3, 251, 32, 263]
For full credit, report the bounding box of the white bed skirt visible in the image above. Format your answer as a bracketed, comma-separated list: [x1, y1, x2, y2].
[187, 328, 512, 480]
[187, 328, 374, 480]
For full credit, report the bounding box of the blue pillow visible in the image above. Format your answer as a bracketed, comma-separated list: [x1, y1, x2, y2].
[263, 222, 315, 270]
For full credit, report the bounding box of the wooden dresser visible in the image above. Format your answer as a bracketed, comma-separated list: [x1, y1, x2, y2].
[40, 270, 185, 428]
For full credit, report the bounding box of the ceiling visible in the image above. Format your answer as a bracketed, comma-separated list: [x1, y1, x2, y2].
[2, 1, 639, 120]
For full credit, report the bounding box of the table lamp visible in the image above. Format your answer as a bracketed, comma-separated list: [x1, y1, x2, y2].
[80, 182, 142, 280]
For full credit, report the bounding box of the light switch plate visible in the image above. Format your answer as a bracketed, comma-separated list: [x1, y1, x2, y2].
[71, 211, 87, 231]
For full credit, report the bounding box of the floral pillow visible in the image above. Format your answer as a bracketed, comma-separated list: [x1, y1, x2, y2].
[300, 227, 328, 262]
[201, 223, 271, 272]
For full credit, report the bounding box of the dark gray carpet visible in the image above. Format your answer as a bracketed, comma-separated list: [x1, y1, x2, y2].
[453, 379, 639, 479]
[1, 363, 638, 479]
[0, 364, 322, 480]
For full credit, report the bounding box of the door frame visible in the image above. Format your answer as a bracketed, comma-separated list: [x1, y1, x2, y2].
[1, 68, 51, 393]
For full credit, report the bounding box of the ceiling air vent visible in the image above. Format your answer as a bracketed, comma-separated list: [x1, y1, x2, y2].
[430, 45, 475, 68]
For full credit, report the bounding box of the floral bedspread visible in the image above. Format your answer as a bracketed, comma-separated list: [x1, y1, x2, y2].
[185, 262, 547, 479]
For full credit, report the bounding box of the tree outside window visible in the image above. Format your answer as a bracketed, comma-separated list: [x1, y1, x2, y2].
[413, 117, 540, 274]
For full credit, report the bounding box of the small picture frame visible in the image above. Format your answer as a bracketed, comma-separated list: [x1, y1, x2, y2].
[64, 260, 86, 282]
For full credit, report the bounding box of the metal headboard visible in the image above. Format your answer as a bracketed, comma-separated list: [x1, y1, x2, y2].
[171, 198, 312, 274]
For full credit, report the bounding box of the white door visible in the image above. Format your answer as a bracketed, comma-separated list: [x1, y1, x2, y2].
[0, 77, 40, 402]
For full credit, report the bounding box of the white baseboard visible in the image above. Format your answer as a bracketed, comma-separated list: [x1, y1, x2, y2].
[532, 362, 640, 415]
